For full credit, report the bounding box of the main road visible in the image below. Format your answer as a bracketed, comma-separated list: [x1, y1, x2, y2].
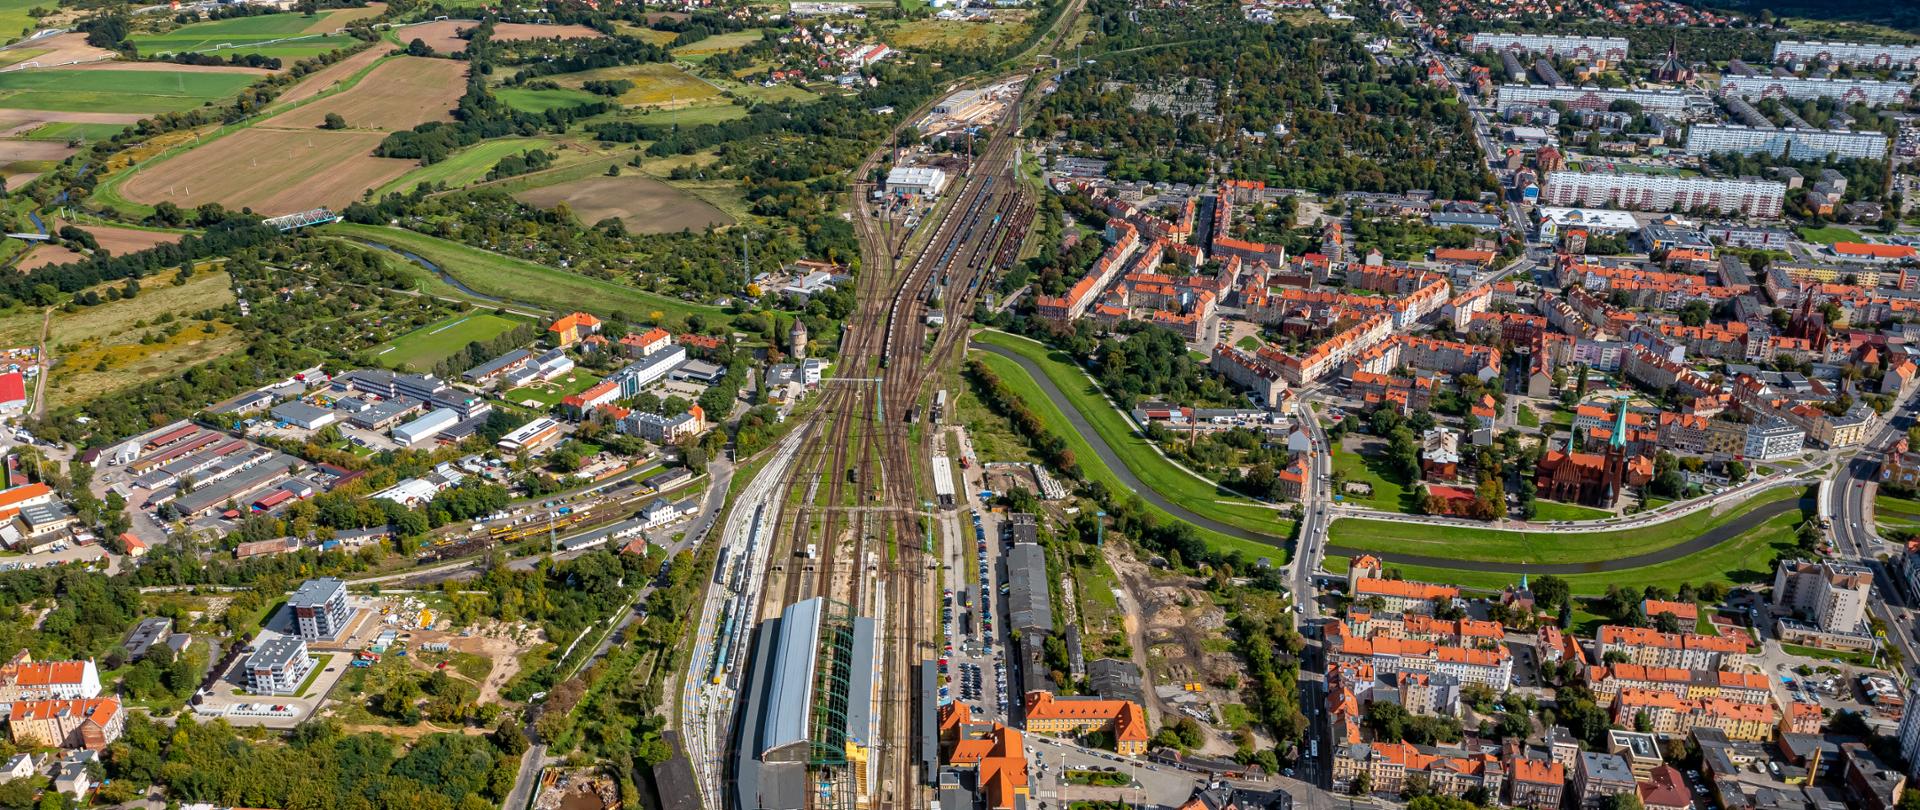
[1829, 387, 1920, 670]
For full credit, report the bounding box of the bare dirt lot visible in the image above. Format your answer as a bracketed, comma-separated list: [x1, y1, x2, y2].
[0, 140, 74, 162]
[120, 127, 415, 213]
[0, 33, 116, 70]
[0, 110, 143, 131]
[16, 243, 81, 271]
[398, 19, 478, 53]
[515, 174, 735, 233]
[305, 2, 387, 33]
[271, 46, 385, 106]
[57, 219, 183, 254]
[272, 56, 464, 130]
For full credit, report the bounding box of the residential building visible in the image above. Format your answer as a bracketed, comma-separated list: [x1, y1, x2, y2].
[1842, 743, 1907, 810]
[0, 653, 101, 701]
[1347, 555, 1461, 613]
[548, 312, 601, 346]
[1684, 124, 1888, 161]
[1721, 75, 1914, 106]
[1507, 756, 1566, 810]
[245, 637, 314, 696]
[0, 752, 34, 783]
[1774, 40, 1920, 68]
[1585, 664, 1771, 708]
[1896, 680, 1920, 778]
[1640, 764, 1693, 810]
[6, 697, 123, 750]
[1469, 33, 1628, 64]
[1574, 752, 1638, 810]
[1333, 741, 1505, 799]
[1596, 625, 1749, 670]
[1542, 172, 1785, 219]
[288, 577, 350, 641]
[1499, 85, 1692, 113]
[1773, 559, 1873, 633]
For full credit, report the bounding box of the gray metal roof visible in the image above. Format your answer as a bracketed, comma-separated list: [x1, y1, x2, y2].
[248, 637, 308, 671]
[289, 577, 345, 609]
[845, 616, 876, 748]
[1007, 544, 1052, 633]
[762, 597, 823, 756]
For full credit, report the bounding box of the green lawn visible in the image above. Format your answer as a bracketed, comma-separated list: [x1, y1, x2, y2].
[1516, 404, 1539, 428]
[971, 348, 1289, 564]
[504, 372, 600, 408]
[0, 69, 259, 113]
[323, 223, 726, 326]
[1323, 510, 1803, 596]
[1780, 643, 1877, 668]
[974, 329, 1294, 540]
[1797, 226, 1859, 245]
[1531, 499, 1613, 521]
[496, 86, 604, 113]
[374, 312, 527, 372]
[1329, 443, 1411, 512]
[373, 137, 559, 197]
[0, 0, 41, 43]
[1327, 486, 1806, 565]
[21, 121, 128, 142]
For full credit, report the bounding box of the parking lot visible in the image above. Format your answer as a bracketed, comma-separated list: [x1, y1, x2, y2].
[939, 426, 1013, 724]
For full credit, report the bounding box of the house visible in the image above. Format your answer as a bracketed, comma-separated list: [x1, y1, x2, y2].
[118, 532, 147, 558]
[53, 750, 95, 798]
[7, 697, 123, 750]
[0, 752, 34, 782]
[548, 312, 602, 346]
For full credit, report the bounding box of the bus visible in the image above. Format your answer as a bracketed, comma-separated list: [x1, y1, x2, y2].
[1816, 480, 1833, 531]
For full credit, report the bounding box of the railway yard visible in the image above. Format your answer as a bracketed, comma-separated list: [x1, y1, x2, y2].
[678, 67, 1041, 810]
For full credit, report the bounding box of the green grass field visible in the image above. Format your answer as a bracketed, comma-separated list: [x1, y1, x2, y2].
[972, 349, 1287, 564]
[374, 312, 526, 372]
[0, 0, 43, 43]
[1797, 226, 1859, 245]
[670, 29, 766, 60]
[1327, 487, 1805, 566]
[496, 86, 603, 113]
[619, 103, 747, 126]
[1531, 499, 1613, 521]
[0, 69, 260, 113]
[972, 330, 1293, 540]
[1325, 510, 1803, 596]
[129, 12, 360, 56]
[504, 372, 600, 408]
[1329, 443, 1411, 512]
[1516, 404, 1539, 428]
[21, 121, 129, 142]
[373, 137, 560, 197]
[324, 223, 727, 326]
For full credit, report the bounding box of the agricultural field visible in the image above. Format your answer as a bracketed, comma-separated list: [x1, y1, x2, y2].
[16, 243, 81, 270]
[270, 45, 386, 106]
[127, 9, 368, 58]
[324, 223, 728, 326]
[0, 66, 259, 113]
[272, 56, 464, 130]
[883, 17, 1031, 51]
[44, 270, 245, 408]
[57, 219, 185, 255]
[374, 311, 526, 372]
[373, 137, 566, 197]
[615, 24, 679, 46]
[670, 29, 767, 60]
[0, 32, 116, 68]
[398, 19, 601, 53]
[552, 62, 722, 108]
[495, 85, 602, 113]
[514, 174, 734, 233]
[118, 57, 463, 214]
[0, 138, 74, 181]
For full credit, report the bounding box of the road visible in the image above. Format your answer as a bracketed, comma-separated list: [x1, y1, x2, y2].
[1828, 387, 1920, 671]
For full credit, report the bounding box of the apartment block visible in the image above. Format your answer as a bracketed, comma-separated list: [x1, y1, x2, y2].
[5, 697, 123, 750]
[1773, 559, 1873, 633]
[1542, 171, 1785, 218]
[1685, 124, 1889, 161]
[288, 577, 350, 642]
[1596, 625, 1749, 670]
[1721, 75, 1914, 106]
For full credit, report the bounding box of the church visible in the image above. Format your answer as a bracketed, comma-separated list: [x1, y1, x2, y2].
[1535, 398, 1654, 507]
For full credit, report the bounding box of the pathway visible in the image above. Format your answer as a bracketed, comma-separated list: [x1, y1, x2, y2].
[972, 339, 1814, 575]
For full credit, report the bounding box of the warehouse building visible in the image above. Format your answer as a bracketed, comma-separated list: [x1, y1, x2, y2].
[735, 597, 877, 810]
[392, 408, 460, 446]
[886, 166, 949, 197]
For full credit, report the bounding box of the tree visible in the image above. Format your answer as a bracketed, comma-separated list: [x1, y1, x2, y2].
[1350, 772, 1373, 796]
[1607, 792, 1645, 810]
[1533, 575, 1571, 611]
[321, 112, 347, 130]
[1725, 460, 1748, 484]
[407, 37, 433, 56]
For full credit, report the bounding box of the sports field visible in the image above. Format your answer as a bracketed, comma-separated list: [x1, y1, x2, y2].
[373, 137, 562, 197]
[0, 68, 259, 113]
[128, 10, 364, 57]
[324, 223, 729, 325]
[1325, 487, 1803, 565]
[375, 312, 526, 372]
[21, 121, 127, 141]
[514, 174, 734, 233]
[554, 62, 722, 107]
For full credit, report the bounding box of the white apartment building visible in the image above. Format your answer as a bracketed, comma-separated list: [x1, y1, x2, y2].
[1685, 124, 1889, 161]
[1497, 84, 1694, 113]
[1542, 171, 1785, 218]
[245, 638, 315, 696]
[288, 577, 351, 642]
[1773, 40, 1920, 68]
[1720, 75, 1914, 106]
[1772, 559, 1873, 634]
[1743, 416, 1805, 461]
[1469, 33, 1629, 64]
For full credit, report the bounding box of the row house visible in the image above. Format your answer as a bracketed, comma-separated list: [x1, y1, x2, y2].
[1565, 288, 1642, 338]
[1622, 347, 1719, 400]
[1346, 611, 1506, 648]
[1656, 412, 1711, 453]
[1348, 370, 1435, 415]
[1208, 346, 1289, 408]
[1351, 335, 1501, 382]
[1326, 625, 1513, 689]
[5, 697, 123, 750]
[1333, 741, 1505, 799]
[0, 653, 100, 702]
[1596, 625, 1750, 670]
[1613, 688, 1779, 741]
[1268, 313, 1394, 384]
[1585, 663, 1773, 707]
[1035, 220, 1141, 322]
[1448, 284, 1494, 332]
[1507, 756, 1567, 810]
[1644, 322, 1752, 361]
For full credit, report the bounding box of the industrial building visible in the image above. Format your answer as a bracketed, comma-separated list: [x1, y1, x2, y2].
[734, 597, 878, 810]
[1685, 124, 1889, 161]
[886, 166, 950, 197]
